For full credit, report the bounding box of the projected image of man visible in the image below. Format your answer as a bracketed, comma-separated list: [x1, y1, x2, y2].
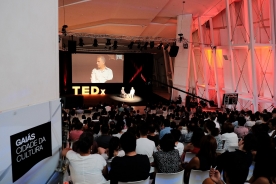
[91, 56, 113, 83]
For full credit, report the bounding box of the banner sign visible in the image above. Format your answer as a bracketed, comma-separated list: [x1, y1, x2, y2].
[10, 122, 52, 182]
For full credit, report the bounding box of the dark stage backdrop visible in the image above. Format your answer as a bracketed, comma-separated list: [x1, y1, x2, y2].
[59, 51, 153, 98]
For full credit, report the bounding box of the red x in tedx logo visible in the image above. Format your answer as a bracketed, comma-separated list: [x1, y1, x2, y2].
[129, 63, 146, 83]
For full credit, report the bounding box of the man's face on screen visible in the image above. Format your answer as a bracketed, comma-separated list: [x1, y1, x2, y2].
[97, 57, 105, 69]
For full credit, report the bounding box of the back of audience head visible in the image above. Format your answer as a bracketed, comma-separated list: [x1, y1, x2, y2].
[198, 135, 217, 160]
[191, 128, 205, 147]
[139, 123, 148, 136]
[170, 129, 181, 143]
[237, 116, 246, 126]
[170, 121, 176, 129]
[160, 133, 175, 152]
[205, 120, 219, 136]
[221, 122, 234, 134]
[108, 137, 120, 159]
[75, 122, 83, 130]
[74, 132, 94, 153]
[163, 119, 170, 127]
[221, 151, 249, 184]
[101, 124, 109, 135]
[120, 132, 136, 153]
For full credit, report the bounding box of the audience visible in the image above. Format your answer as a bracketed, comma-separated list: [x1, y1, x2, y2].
[62, 101, 276, 184]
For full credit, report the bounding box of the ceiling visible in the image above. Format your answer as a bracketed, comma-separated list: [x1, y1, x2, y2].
[58, 0, 228, 51]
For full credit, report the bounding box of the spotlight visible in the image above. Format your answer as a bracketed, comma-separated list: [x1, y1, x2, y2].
[157, 43, 163, 50]
[164, 43, 170, 50]
[62, 25, 68, 36]
[93, 39, 98, 47]
[79, 38, 84, 47]
[128, 41, 134, 49]
[143, 42, 149, 50]
[137, 42, 141, 49]
[112, 40, 118, 50]
[150, 41, 154, 49]
[178, 33, 183, 42]
[183, 42, 188, 49]
[106, 39, 111, 46]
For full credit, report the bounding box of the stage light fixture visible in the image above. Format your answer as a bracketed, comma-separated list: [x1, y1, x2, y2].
[112, 40, 118, 50]
[150, 41, 154, 49]
[128, 41, 134, 49]
[79, 38, 84, 47]
[143, 42, 149, 50]
[164, 43, 170, 50]
[106, 39, 111, 46]
[137, 42, 141, 49]
[62, 25, 68, 36]
[93, 39, 98, 47]
[183, 42, 188, 49]
[157, 43, 163, 50]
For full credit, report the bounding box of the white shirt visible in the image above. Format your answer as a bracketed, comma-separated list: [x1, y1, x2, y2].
[66, 150, 106, 184]
[221, 132, 239, 150]
[175, 142, 184, 156]
[91, 67, 113, 83]
[113, 133, 123, 139]
[136, 138, 156, 157]
[244, 121, 256, 127]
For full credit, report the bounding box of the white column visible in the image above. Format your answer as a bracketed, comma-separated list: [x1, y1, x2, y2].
[209, 18, 222, 107]
[247, 0, 259, 112]
[171, 14, 193, 100]
[198, 17, 210, 102]
[270, 0, 276, 106]
[225, 0, 236, 91]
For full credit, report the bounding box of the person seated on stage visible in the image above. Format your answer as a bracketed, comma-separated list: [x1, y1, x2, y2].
[121, 87, 126, 98]
[130, 87, 135, 98]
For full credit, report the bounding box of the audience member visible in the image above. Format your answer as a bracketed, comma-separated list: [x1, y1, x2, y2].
[184, 135, 217, 184]
[96, 124, 112, 149]
[136, 123, 156, 157]
[109, 132, 150, 184]
[153, 134, 182, 173]
[62, 132, 107, 184]
[234, 116, 249, 138]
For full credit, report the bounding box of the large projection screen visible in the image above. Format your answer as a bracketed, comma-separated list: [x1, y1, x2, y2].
[72, 53, 124, 83]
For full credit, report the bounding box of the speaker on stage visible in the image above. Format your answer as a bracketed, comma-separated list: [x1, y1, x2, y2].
[169, 45, 179, 57]
[68, 40, 76, 53]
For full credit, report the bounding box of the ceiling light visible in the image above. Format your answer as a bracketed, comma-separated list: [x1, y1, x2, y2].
[93, 39, 98, 47]
[157, 43, 163, 50]
[150, 41, 154, 49]
[106, 39, 111, 46]
[128, 41, 134, 49]
[112, 40, 118, 50]
[79, 38, 84, 47]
